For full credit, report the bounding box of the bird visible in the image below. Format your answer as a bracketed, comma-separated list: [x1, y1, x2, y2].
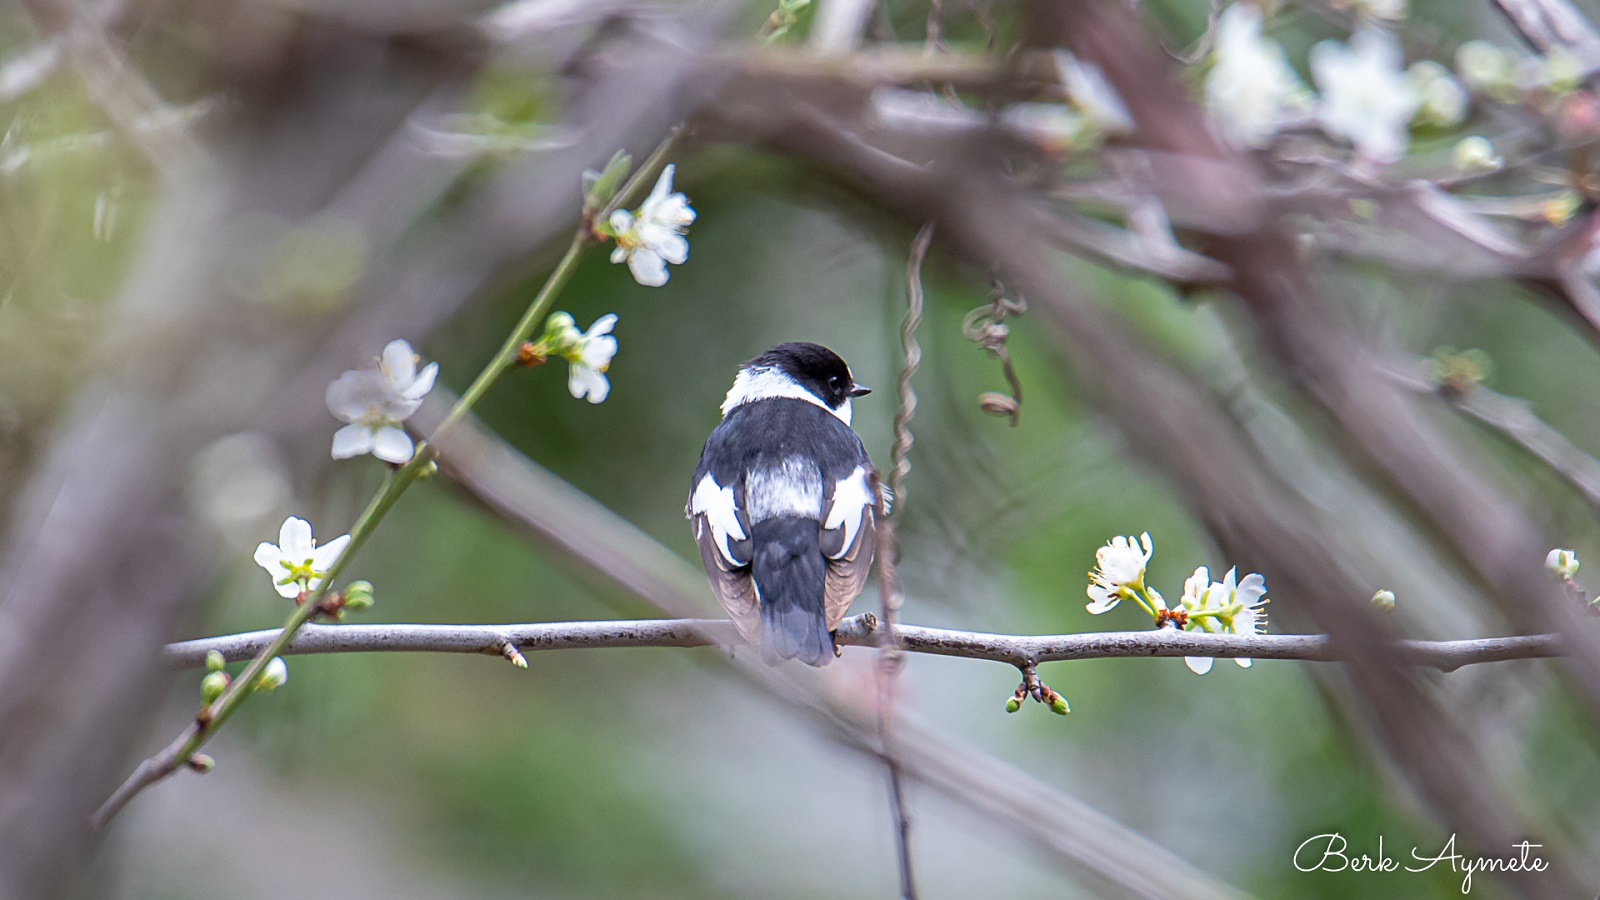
[687, 342, 880, 666]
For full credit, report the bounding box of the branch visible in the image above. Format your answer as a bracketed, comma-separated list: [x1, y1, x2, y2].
[1488, 0, 1600, 71]
[1386, 360, 1600, 515]
[164, 617, 1565, 674]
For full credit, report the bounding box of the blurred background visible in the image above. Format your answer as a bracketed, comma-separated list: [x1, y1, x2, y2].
[5, 0, 1600, 897]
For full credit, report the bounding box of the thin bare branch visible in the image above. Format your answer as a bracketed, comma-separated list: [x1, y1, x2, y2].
[163, 618, 1565, 673]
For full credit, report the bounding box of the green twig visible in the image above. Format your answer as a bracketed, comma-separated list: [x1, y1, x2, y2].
[90, 131, 680, 830]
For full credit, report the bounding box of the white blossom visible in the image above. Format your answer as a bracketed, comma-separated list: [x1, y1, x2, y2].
[1311, 29, 1420, 163]
[609, 164, 695, 287]
[1178, 565, 1268, 674]
[1085, 532, 1153, 614]
[326, 339, 439, 464]
[1179, 566, 1217, 674]
[253, 516, 351, 599]
[1204, 4, 1310, 149]
[566, 313, 619, 404]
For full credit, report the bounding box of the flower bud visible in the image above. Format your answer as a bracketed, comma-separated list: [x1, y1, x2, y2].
[343, 580, 376, 612]
[205, 650, 227, 672]
[1370, 589, 1396, 613]
[1049, 694, 1071, 715]
[1547, 548, 1580, 580]
[201, 671, 229, 704]
[256, 657, 289, 692]
[1005, 697, 1022, 713]
[187, 753, 216, 774]
[1452, 136, 1501, 172]
[581, 150, 632, 214]
[1408, 61, 1467, 128]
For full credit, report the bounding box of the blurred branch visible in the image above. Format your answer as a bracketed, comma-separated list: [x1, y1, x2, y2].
[735, 44, 1059, 91]
[1489, 0, 1600, 70]
[808, 0, 875, 53]
[19, 0, 203, 169]
[1035, 205, 1232, 285]
[165, 617, 1565, 672]
[1386, 361, 1600, 514]
[0, 40, 62, 103]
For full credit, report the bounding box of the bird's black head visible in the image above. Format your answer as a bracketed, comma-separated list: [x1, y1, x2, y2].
[747, 342, 870, 410]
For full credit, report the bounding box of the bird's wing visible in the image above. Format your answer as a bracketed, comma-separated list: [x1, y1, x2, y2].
[819, 465, 878, 631]
[824, 506, 875, 632]
[688, 470, 758, 643]
[692, 513, 761, 643]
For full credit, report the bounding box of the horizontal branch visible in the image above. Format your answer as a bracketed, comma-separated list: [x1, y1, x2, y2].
[165, 616, 1565, 674]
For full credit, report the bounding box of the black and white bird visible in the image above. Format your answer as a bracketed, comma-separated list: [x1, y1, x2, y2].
[687, 343, 880, 666]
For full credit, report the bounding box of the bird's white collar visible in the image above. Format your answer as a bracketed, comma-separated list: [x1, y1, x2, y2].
[721, 366, 852, 426]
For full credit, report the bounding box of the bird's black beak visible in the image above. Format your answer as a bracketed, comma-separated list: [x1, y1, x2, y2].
[849, 384, 872, 397]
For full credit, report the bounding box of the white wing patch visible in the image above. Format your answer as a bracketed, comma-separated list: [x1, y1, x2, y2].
[721, 366, 851, 426]
[823, 466, 874, 559]
[747, 456, 823, 522]
[691, 474, 746, 564]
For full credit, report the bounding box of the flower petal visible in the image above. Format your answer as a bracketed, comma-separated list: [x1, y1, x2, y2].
[627, 249, 669, 287]
[325, 371, 372, 422]
[381, 340, 418, 387]
[400, 362, 439, 402]
[1085, 584, 1118, 614]
[372, 426, 415, 464]
[649, 164, 676, 205]
[278, 517, 314, 558]
[331, 424, 375, 459]
[579, 335, 618, 370]
[650, 231, 689, 265]
[569, 364, 611, 403]
[1235, 657, 1253, 668]
[585, 314, 618, 338]
[312, 533, 351, 570]
[1185, 656, 1214, 675]
[253, 541, 283, 573]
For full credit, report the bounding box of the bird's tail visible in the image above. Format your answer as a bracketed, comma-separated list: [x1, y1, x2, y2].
[750, 517, 832, 667]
